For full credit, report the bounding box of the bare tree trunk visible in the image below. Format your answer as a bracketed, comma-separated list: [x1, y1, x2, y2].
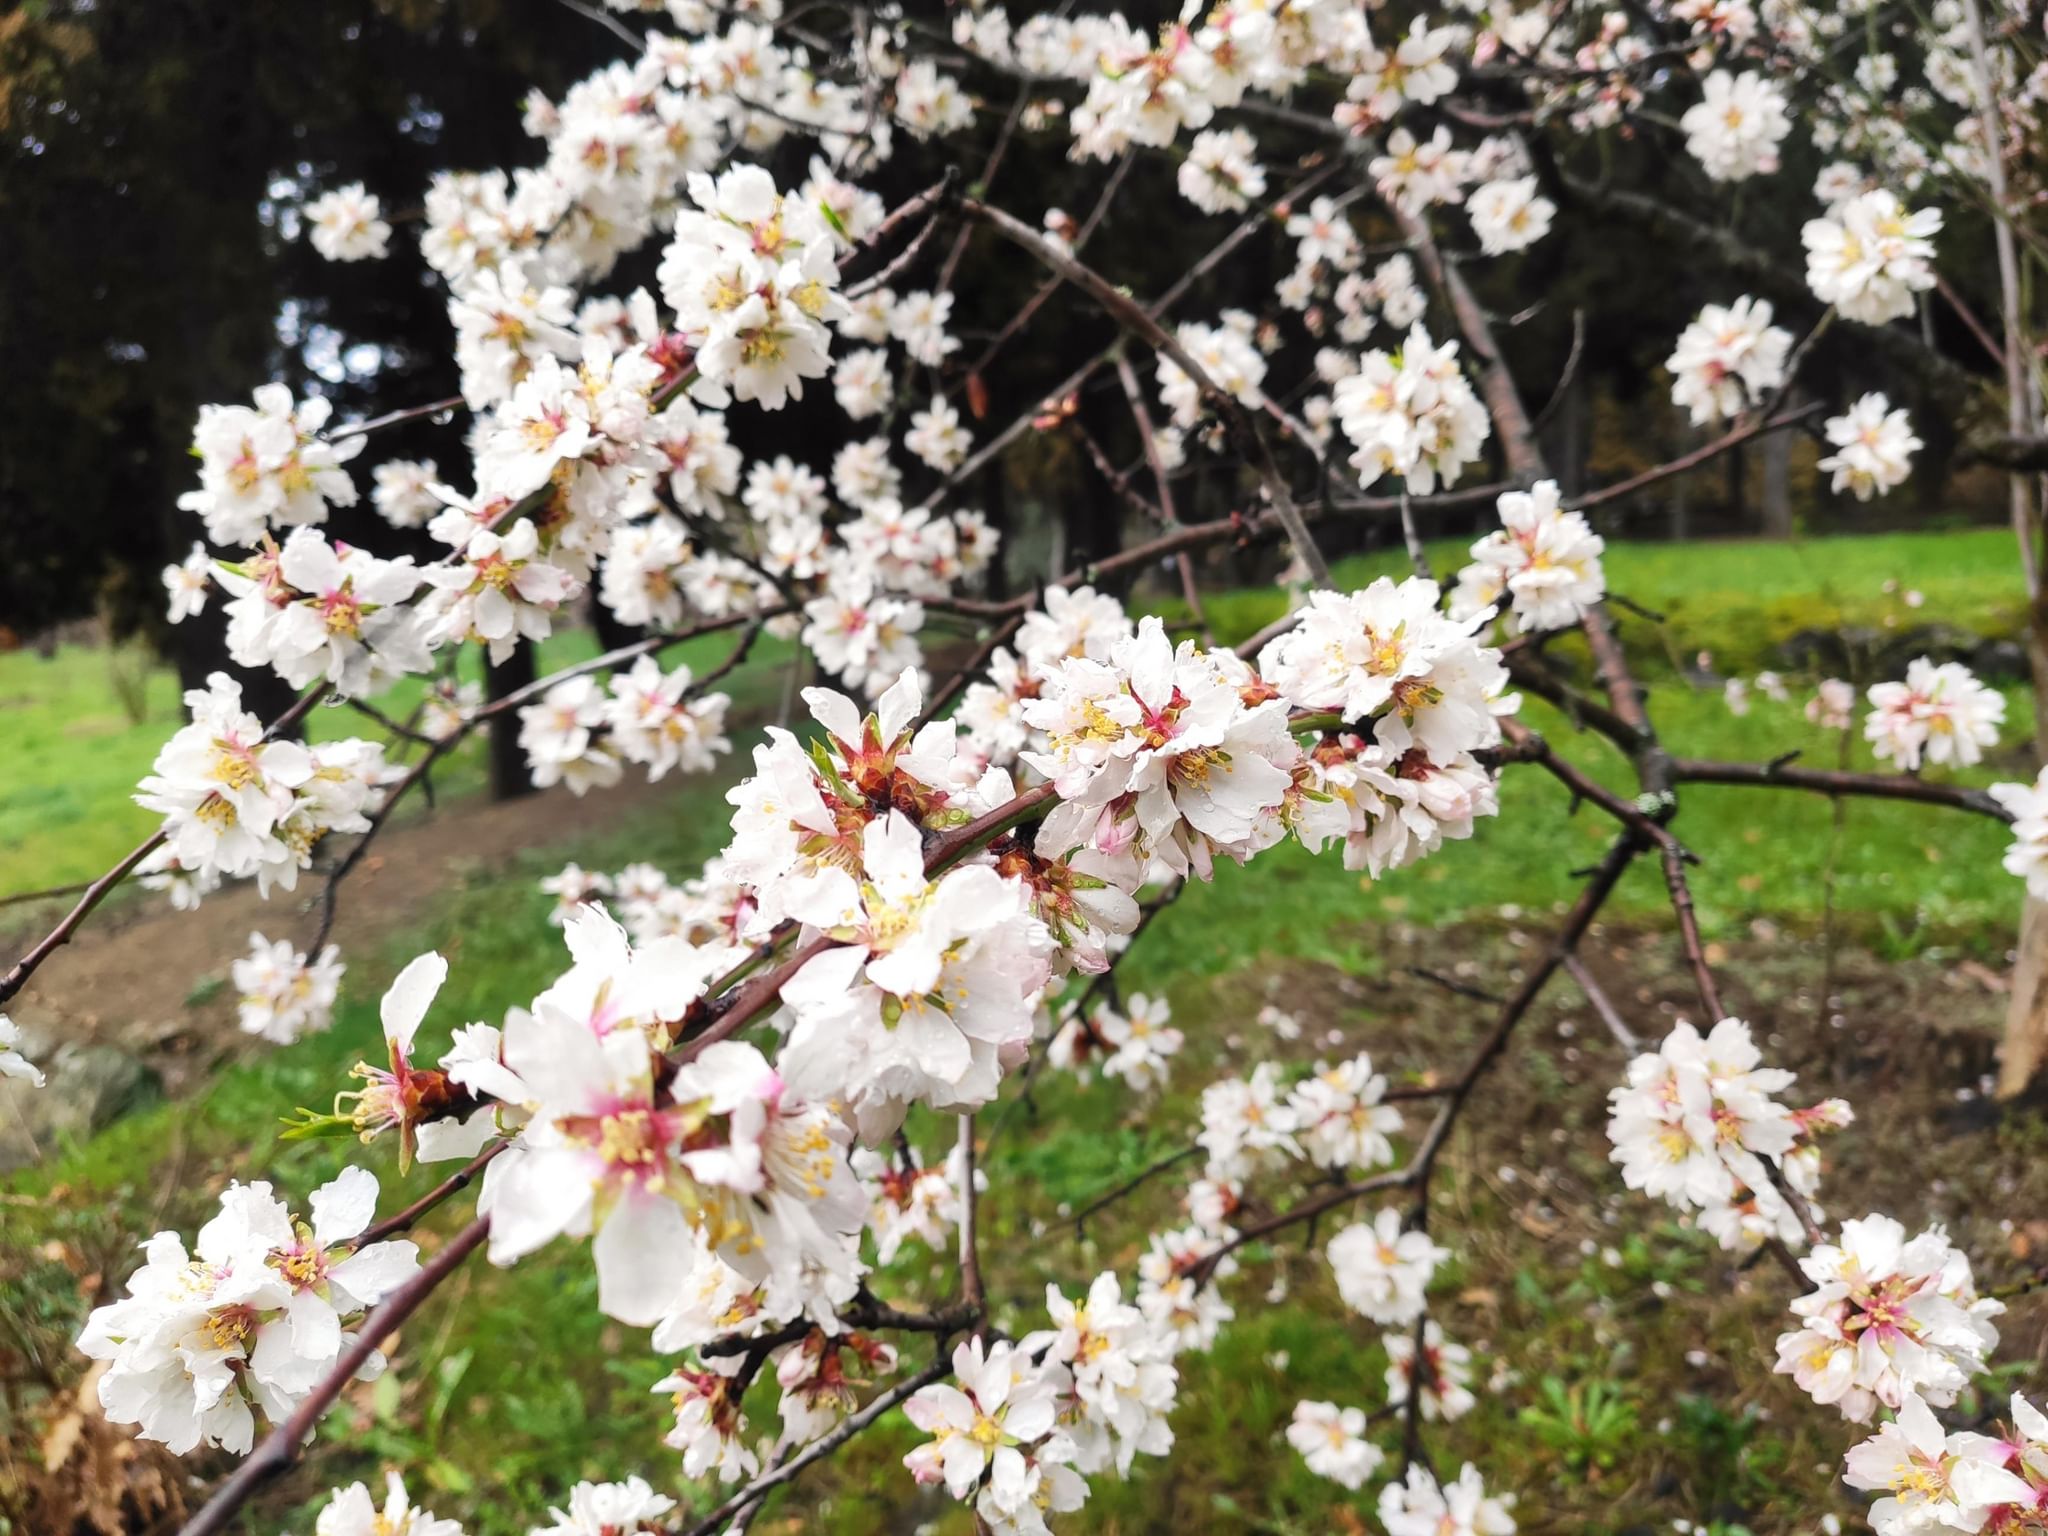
[2005, 895, 2048, 1095]
[1760, 396, 1794, 539]
[485, 641, 540, 803]
[1965, 0, 2048, 1095]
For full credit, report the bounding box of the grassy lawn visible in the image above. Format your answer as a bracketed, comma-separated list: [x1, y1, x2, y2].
[0, 625, 789, 898]
[2, 527, 2040, 1534]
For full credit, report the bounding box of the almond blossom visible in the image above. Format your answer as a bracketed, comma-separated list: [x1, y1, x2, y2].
[1865, 659, 2004, 771]
[1466, 175, 1555, 255]
[1804, 190, 1942, 325]
[1334, 323, 1491, 493]
[1288, 1052, 1402, 1172]
[1450, 480, 1607, 633]
[903, 1336, 1072, 1505]
[304, 183, 392, 262]
[315, 1473, 464, 1536]
[1819, 393, 1922, 501]
[232, 932, 345, 1045]
[1666, 297, 1792, 425]
[1326, 1208, 1446, 1325]
[1681, 70, 1791, 181]
[1096, 992, 1184, 1092]
[529, 1477, 674, 1536]
[1607, 1017, 1847, 1251]
[179, 385, 363, 547]
[0, 1015, 43, 1087]
[1379, 1462, 1518, 1536]
[163, 542, 214, 624]
[1385, 1320, 1477, 1421]
[1286, 1399, 1383, 1489]
[1990, 769, 2048, 900]
[1776, 1215, 2001, 1422]
[1842, 1393, 2032, 1536]
[1039, 1272, 1179, 1476]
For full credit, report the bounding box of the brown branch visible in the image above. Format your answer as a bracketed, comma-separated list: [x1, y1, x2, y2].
[324, 396, 466, 445]
[961, 151, 1135, 379]
[1562, 953, 1639, 1052]
[355, 1141, 507, 1246]
[1071, 1144, 1203, 1238]
[915, 162, 1336, 518]
[1666, 758, 2015, 821]
[950, 193, 1333, 587]
[1499, 720, 1694, 863]
[1113, 350, 1210, 638]
[917, 611, 1027, 726]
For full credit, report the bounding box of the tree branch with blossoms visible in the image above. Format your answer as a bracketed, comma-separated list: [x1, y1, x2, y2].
[10, 6, 2048, 1536]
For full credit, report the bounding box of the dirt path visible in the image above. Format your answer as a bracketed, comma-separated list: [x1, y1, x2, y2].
[0, 769, 718, 1100]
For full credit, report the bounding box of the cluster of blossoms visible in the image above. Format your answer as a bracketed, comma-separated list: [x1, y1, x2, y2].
[1465, 175, 1555, 257]
[303, 183, 391, 263]
[1991, 768, 2048, 901]
[1333, 324, 1491, 493]
[1256, 578, 1513, 877]
[1864, 658, 2005, 772]
[1380, 1463, 1518, 1536]
[1607, 1017, 1852, 1252]
[1774, 1214, 2002, 1423]
[518, 657, 733, 794]
[214, 528, 429, 697]
[308, 1471, 681, 1536]
[1666, 297, 1792, 425]
[903, 1335, 1086, 1534]
[178, 384, 364, 547]
[1449, 481, 1608, 634]
[904, 1274, 1181, 1535]
[232, 933, 345, 1044]
[1328, 1209, 1448, 1326]
[1092, 993, 1184, 1092]
[134, 673, 395, 900]
[1818, 393, 1922, 501]
[1804, 190, 1942, 326]
[1681, 70, 1791, 181]
[1195, 1051, 1404, 1188]
[1386, 1319, 1477, 1422]
[314, 1473, 464, 1536]
[1157, 311, 1267, 430]
[77, 1170, 419, 1453]
[1287, 1398, 1382, 1488]
[852, 1142, 973, 1264]
[540, 857, 755, 970]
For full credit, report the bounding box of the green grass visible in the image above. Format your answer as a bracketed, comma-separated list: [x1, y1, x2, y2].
[0, 626, 787, 897]
[1193, 525, 2028, 676]
[0, 527, 2039, 1534]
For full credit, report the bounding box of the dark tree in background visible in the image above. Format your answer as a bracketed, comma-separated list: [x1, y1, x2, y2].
[0, 0, 611, 693]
